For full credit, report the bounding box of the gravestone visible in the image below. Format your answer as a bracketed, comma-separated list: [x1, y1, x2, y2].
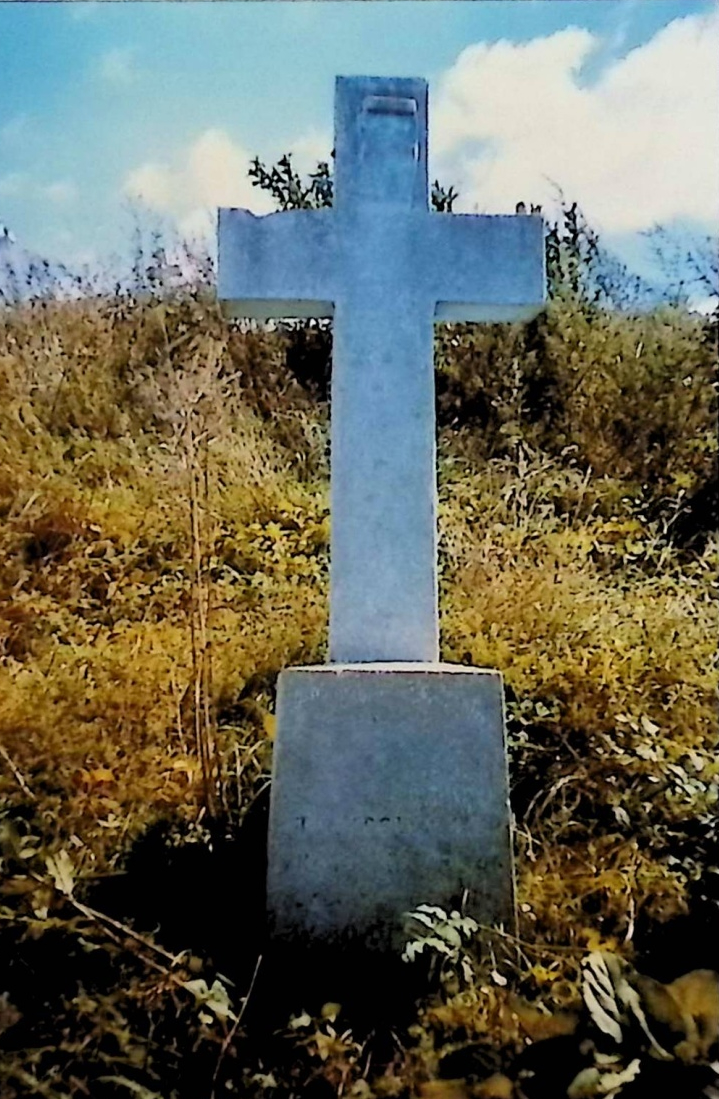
[219, 76, 545, 947]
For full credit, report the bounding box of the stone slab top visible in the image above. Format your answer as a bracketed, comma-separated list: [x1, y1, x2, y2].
[282, 663, 501, 676]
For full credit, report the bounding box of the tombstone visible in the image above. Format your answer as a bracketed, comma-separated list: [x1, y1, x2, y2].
[218, 76, 545, 948]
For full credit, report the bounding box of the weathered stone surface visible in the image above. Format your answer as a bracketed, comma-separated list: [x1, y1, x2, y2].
[219, 76, 545, 664]
[267, 665, 516, 947]
[218, 76, 545, 946]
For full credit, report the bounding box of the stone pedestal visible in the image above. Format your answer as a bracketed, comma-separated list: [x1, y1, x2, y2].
[267, 664, 515, 948]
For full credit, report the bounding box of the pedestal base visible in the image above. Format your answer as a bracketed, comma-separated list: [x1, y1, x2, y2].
[267, 663, 515, 948]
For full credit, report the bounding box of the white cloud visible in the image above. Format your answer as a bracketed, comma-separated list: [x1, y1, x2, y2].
[97, 48, 137, 86]
[0, 174, 78, 204]
[433, 8, 719, 234]
[187, 129, 255, 208]
[123, 128, 274, 244]
[124, 164, 174, 210]
[43, 181, 78, 204]
[286, 130, 333, 177]
[178, 208, 217, 245]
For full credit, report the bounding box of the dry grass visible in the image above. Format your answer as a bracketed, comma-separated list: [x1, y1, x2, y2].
[0, 291, 716, 1098]
[0, 297, 329, 866]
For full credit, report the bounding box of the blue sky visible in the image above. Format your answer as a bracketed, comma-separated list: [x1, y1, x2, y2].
[1, 0, 717, 287]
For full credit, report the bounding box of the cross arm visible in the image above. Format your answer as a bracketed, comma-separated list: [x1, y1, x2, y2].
[424, 214, 546, 323]
[218, 208, 338, 319]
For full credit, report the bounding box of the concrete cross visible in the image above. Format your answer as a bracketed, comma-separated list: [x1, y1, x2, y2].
[219, 76, 545, 664]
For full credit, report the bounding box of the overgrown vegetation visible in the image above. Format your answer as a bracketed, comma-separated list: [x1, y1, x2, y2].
[0, 185, 717, 1097]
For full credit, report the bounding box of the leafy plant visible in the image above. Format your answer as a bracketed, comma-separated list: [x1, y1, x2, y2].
[403, 904, 480, 986]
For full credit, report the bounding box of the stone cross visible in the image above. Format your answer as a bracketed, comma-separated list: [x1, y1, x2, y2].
[218, 76, 545, 947]
[219, 76, 544, 664]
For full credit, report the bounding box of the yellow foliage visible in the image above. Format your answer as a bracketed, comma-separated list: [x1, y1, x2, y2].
[419, 1081, 470, 1099]
[474, 1075, 514, 1099]
[634, 968, 719, 1063]
[0, 295, 715, 1038]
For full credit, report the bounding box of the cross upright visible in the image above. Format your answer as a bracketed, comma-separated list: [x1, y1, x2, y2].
[219, 76, 545, 664]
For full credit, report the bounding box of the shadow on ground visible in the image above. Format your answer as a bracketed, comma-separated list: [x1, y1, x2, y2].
[88, 786, 428, 1036]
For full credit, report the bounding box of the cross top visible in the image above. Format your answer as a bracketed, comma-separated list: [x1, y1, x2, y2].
[334, 77, 428, 211]
[219, 76, 545, 664]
